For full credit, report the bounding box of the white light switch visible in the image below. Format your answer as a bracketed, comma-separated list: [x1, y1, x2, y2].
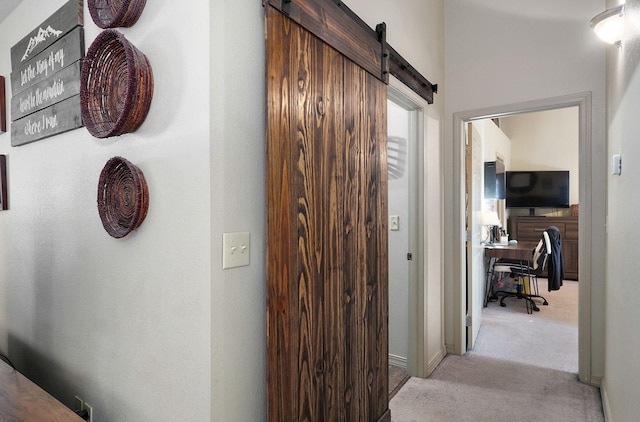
[611, 154, 622, 175]
[223, 232, 250, 269]
[390, 215, 400, 231]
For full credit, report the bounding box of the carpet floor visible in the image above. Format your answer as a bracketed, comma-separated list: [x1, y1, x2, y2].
[390, 279, 604, 421]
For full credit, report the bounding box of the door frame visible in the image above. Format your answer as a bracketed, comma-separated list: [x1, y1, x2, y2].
[450, 92, 594, 384]
[388, 77, 445, 378]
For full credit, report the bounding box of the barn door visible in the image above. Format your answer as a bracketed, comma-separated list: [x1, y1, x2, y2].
[266, 6, 390, 422]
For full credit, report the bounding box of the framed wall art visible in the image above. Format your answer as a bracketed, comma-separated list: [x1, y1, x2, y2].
[0, 155, 7, 210]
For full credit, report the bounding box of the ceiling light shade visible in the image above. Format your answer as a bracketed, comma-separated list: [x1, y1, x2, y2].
[590, 4, 625, 45]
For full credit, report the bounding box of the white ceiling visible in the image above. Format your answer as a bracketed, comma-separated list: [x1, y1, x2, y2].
[0, 0, 22, 24]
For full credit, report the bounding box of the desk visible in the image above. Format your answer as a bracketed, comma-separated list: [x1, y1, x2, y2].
[0, 359, 83, 421]
[484, 242, 536, 307]
[484, 242, 537, 261]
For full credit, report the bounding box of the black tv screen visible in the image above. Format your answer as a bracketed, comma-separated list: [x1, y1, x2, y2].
[505, 170, 570, 209]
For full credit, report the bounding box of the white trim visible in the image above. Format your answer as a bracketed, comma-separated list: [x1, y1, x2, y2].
[601, 377, 612, 421]
[450, 92, 594, 384]
[426, 348, 446, 376]
[389, 76, 446, 378]
[389, 354, 408, 369]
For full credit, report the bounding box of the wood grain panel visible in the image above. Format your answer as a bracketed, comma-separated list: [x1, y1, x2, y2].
[342, 58, 366, 420]
[320, 42, 346, 422]
[266, 0, 382, 80]
[267, 5, 389, 421]
[266, 9, 297, 421]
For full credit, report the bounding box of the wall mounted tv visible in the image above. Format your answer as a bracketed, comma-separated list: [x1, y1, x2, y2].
[505, 170, 569, 215]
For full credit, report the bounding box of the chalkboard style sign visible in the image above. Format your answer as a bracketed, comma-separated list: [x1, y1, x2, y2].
[10, 0, 84, 146]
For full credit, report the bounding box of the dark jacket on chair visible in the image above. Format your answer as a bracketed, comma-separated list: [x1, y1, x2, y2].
[546, 226, 564, 291]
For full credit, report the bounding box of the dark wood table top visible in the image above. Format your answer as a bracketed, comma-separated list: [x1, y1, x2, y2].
[0, 359, 83, 421]
[484, 241, 537, 261]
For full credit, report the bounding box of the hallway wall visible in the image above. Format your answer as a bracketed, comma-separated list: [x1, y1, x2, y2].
[604, 0, 640, 419]
[0, 0, 212, 420]
[444, 0, 607, 380]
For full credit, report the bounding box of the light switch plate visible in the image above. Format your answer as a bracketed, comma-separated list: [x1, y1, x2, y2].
[223, 232, 250, 269]
[390, 215, 400, 231]
[611, 154, 622, 175]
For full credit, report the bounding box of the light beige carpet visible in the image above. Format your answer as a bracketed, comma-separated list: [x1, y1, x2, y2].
[390, 279, 604, 421]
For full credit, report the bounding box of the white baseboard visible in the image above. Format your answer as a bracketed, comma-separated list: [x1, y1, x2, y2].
[426, 347, 447, 376]
[601, 378, 612, 422]
[388, 354, 407, 369]
[590, 374, 603, 387]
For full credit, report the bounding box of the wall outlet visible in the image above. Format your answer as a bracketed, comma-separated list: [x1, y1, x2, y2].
[74, 396, 83, 412]
[74, 395, 93, 422]
[84, 402, 93, 422]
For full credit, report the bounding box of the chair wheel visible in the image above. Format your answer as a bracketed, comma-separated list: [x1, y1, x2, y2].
[543, 301, 549, 305]
[533, 306, 540, 312]
[500, 303, 506, 307]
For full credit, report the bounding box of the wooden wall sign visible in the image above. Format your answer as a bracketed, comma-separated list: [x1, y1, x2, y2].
[11, 95, 82, 147]
[11, 60, 82, 121]
[9, 0, 84, 146]
[0, 76, 5, 133]
[10, 0, 83, 68]
[10, 27, 85, 96]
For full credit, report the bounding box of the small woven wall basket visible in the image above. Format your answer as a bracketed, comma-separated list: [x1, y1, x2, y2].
[88, 0, 148, 29]
[81, 29, 153, 138]
[97, 156, 149, 238]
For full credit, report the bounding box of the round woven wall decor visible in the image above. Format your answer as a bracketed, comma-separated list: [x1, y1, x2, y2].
[88, 0, 148, 28]
[81, 29, 153, 138]
[97, 156, 149, 238]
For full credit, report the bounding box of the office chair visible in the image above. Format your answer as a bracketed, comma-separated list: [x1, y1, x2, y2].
[490, 230, 551, 314]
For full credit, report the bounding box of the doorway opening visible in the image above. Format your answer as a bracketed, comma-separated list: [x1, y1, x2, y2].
[469, 108, 580, 373]
[387, 78, 445, 394]
[452, 92, 596, 384]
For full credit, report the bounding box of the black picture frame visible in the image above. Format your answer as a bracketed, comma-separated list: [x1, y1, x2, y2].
[0, 155, 8, 210]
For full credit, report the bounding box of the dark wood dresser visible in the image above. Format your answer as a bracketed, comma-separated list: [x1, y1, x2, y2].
[509, 216, 578, 280]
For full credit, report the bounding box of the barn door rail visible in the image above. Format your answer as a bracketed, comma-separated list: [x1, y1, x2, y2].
[264, 0, 437, 104]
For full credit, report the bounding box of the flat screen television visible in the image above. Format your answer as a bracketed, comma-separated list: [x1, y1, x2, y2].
[505, 170, 569, 214]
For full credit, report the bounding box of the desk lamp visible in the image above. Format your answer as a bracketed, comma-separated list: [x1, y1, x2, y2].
[480, 211, 501, 245]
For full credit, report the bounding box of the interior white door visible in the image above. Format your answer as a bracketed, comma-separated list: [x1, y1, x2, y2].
[466, 123, 484, 349]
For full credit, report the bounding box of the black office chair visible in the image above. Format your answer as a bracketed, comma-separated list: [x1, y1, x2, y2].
[490, 230, 551, 313]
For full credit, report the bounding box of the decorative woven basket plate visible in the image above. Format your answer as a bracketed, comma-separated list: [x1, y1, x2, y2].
[88, 0, 148, 28]
[97, 156, 149, 238]
[81, 29, 153, 138]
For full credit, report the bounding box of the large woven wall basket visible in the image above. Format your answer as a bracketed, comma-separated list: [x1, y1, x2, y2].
[97, 156, 149, 238]
[81, 29, 154, 138]
[88, 0, 148, 29]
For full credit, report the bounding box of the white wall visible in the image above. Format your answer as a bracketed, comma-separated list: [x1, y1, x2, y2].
[444, 0, 607, 380]
[0, 0, 212, 421]
[210, 1, 266, 421]
[477, 119, 511, 168]
[603, 0, 640, 419]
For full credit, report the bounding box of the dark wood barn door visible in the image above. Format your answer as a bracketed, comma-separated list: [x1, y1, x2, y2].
[266, 6, 389, 422]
